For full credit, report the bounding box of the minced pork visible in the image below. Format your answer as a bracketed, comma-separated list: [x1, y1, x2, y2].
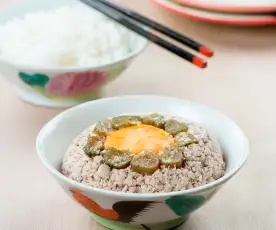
[61, 117, 226, 193]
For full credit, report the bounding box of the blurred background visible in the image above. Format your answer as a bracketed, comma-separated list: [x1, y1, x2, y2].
[1, 0, 276, 229]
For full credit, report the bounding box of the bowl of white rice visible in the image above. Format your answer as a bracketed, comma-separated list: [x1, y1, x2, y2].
[0, 0, 148, 108]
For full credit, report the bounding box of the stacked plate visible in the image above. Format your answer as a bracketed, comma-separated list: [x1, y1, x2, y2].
[151, 0, 276, 26]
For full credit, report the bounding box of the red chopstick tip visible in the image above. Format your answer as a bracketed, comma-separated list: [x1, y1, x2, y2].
[199, 46, 214, 57]
[193, 56, 207, 69]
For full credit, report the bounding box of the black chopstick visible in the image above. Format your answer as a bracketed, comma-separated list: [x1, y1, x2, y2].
[80, 0, 207, 69]
[95, 0, 213, 58]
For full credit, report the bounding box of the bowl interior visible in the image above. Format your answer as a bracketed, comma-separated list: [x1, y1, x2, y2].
[37, 95, 249, 196]
[0, 0, 148, 71]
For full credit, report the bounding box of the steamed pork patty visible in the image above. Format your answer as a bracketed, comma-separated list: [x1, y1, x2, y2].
[61, 114, 226, 193]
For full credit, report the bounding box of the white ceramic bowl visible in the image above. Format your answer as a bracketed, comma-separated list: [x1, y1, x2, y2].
[36, 95, 249, 230]
[0, 0, 147, 108]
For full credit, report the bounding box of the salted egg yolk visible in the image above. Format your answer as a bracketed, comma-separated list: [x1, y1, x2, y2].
[104, 124, 175, 155]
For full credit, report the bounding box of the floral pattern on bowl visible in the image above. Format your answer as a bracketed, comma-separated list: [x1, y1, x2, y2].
[69, 187, 205, 229]
[19, 71, 107, 97]
[69, 188, 120, 220]
[91, 213, 188, 230]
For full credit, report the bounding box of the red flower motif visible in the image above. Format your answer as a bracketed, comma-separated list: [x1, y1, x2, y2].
[46, 71, 107, 96]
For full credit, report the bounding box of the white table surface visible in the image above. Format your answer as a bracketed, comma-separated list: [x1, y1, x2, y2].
[1, 0, 276, 229]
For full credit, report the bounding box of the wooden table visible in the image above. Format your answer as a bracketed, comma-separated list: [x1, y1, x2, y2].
[1, 0, 276, 229]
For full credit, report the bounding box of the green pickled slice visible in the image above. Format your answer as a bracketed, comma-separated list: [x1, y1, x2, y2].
[84, 135, 104, 157]
[164, 119, 188, 136]
[94, 119, 113, 136]
[175, 132, 198, 147]
[131, 151, 160, 175]
[159, 146, 184, 168]
[111, 115, 142, 129]
[103, 147, 133, 169]
[142, 113, 165, 129]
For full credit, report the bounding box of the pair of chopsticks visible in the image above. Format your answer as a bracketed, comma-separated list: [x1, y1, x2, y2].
[80, 0, 214, 69]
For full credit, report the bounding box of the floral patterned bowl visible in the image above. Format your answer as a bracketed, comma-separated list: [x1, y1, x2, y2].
[0, 55, 146, 108]
[0, 0, 148, 108]
[36, 95, 249, 230]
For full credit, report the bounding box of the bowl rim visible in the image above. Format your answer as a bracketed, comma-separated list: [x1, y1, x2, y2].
[36, 95, 249, 199]
[0, 38, 148, 72]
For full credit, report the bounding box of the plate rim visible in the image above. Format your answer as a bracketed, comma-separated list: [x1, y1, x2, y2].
[151, 0, 276, 26]
[171, 0, 276, 13]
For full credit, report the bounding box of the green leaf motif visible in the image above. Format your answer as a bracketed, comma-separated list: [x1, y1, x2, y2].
[19, 72, 49, 88]
[165, 195, 205, 216]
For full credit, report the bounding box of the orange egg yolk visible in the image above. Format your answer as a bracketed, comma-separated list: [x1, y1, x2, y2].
[104, 124, 175, 155]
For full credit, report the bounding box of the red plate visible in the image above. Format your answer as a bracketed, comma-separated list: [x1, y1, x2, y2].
[151, 0, 276, 26]
[171, 0, 276, 13]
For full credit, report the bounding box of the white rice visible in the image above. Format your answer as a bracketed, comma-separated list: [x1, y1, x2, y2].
[0, 4, 145, 67]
